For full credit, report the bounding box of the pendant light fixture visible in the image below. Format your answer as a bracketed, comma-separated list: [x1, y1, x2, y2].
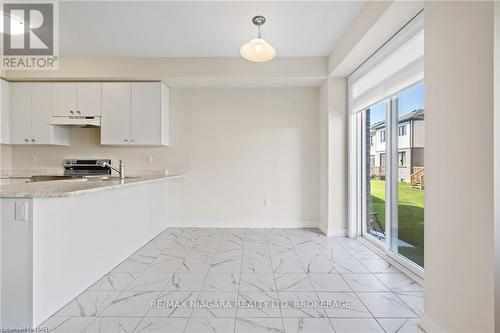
[240, 15, 276, 63]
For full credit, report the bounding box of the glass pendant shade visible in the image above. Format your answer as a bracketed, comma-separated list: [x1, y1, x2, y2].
[240, 37, 276, 62]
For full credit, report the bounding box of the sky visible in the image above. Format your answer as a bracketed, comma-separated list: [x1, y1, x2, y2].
[370, 82, 425, 124]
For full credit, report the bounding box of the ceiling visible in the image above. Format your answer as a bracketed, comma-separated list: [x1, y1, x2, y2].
[59, 1, 364, 58]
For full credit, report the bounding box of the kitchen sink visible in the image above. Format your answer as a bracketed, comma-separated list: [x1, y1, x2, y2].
[28, 175, 140, 183]
[30, 175, 88, 182]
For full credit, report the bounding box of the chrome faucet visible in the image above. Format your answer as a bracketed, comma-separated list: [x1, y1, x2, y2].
[100, 160, 125, 179]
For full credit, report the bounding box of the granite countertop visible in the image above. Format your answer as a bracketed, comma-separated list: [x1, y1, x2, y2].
[0, 175, 182, 198]
[0, 168, 169, 178]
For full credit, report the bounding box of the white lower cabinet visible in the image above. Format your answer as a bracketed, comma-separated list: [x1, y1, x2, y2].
[0, 180, 168, 327]
[10, 83, 69, 145]
[101, 82, 169, 145]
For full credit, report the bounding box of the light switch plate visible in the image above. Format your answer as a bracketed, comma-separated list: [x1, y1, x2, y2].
[15, 202, 28, 221]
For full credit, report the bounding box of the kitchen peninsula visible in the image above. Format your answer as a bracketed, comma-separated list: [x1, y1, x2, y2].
[0, 175, 175, 327]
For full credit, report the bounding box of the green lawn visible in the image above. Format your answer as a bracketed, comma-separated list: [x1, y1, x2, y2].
[369, 180, 424, 267]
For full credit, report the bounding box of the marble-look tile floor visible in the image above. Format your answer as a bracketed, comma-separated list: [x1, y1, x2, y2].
[41, 228, 424, 333]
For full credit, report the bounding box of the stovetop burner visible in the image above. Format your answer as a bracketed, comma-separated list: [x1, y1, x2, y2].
[63, 159, 112, 176]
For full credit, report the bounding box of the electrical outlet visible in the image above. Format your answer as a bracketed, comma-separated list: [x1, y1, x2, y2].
[15, 202, 28, 221]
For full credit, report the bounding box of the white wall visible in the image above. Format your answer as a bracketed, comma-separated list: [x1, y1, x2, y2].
[0, 145, 11, 171]
[423, 1, 494, 332]
[495, 2, 500, 332]
[330, 79, 349, 236]
[4, 57, 327, 88]
[9, 87, 320, 227]
[318, 78, 348, 236]
[319, 82, 329, 234]
[329, 1, 423, 77]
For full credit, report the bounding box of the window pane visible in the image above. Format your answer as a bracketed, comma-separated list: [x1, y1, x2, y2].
[364, 100, 387, 242]
[394, 82, 425, 267]
[399, 125, 407, 136]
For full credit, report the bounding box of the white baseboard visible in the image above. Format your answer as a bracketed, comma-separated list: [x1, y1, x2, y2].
[419, 312, 446, 333]
[316, 223, 347, 237]
[327, 228, 347, 237]
[167, 220, 319, 229]
[318, 224, 328, 235]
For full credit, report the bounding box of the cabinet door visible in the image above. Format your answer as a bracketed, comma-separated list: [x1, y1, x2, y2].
[10, 83, 31, 144]
[31, 83, 53, 144]
[101, 82, 131, 145]
[77, 82, 101, 116]
[0, 79, 10, 144]
[130, 82, 161, 145]
[52, 82, 76, 116]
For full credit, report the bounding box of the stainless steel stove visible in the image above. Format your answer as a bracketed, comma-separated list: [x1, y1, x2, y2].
[63, 159, 112, 177]
[30, 159, 112, 182]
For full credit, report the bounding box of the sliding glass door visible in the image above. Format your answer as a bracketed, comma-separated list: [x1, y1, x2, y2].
[361, 100, 388, 244]
[355, 82, 425, 272]
[392, 83, 425, 268]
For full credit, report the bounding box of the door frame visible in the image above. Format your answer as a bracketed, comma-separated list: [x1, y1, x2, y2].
[347, 11, 425, 277]
[349, 83, 424, 279]
[493, 1, 500, 331]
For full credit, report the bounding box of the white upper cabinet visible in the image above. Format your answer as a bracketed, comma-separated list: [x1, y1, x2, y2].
[52, 82, 101, 116]
[77, 83, 102, 116]
[5, 80, 167, 146]
[101, 82, 169, 146]
[101, 82, 131, 145]
[31, 83, 62, 144]
[10, 83, 31, 144]
[10, 82, 69, 145]
[131, 82, 168, 145]
[0, 79, 10, 144]
[52, 82, 76, 116]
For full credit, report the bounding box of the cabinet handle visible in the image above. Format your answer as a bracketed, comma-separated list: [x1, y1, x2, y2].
[31, 138, 35, 143]
[76, 110, 81, 115]
[70, 110, 74, 114]
[24, 138, 29, 143]
[131, 139, 135, 143]
[124, 139, 128, 143]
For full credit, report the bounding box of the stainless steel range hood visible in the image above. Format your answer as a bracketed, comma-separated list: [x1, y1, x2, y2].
[50, 116, 101, 127]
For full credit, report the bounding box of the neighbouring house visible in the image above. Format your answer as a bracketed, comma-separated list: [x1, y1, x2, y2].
[369, 109, 425, 184]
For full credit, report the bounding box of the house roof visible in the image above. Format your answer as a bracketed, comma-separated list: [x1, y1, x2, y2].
[370, 109, 424, 131]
